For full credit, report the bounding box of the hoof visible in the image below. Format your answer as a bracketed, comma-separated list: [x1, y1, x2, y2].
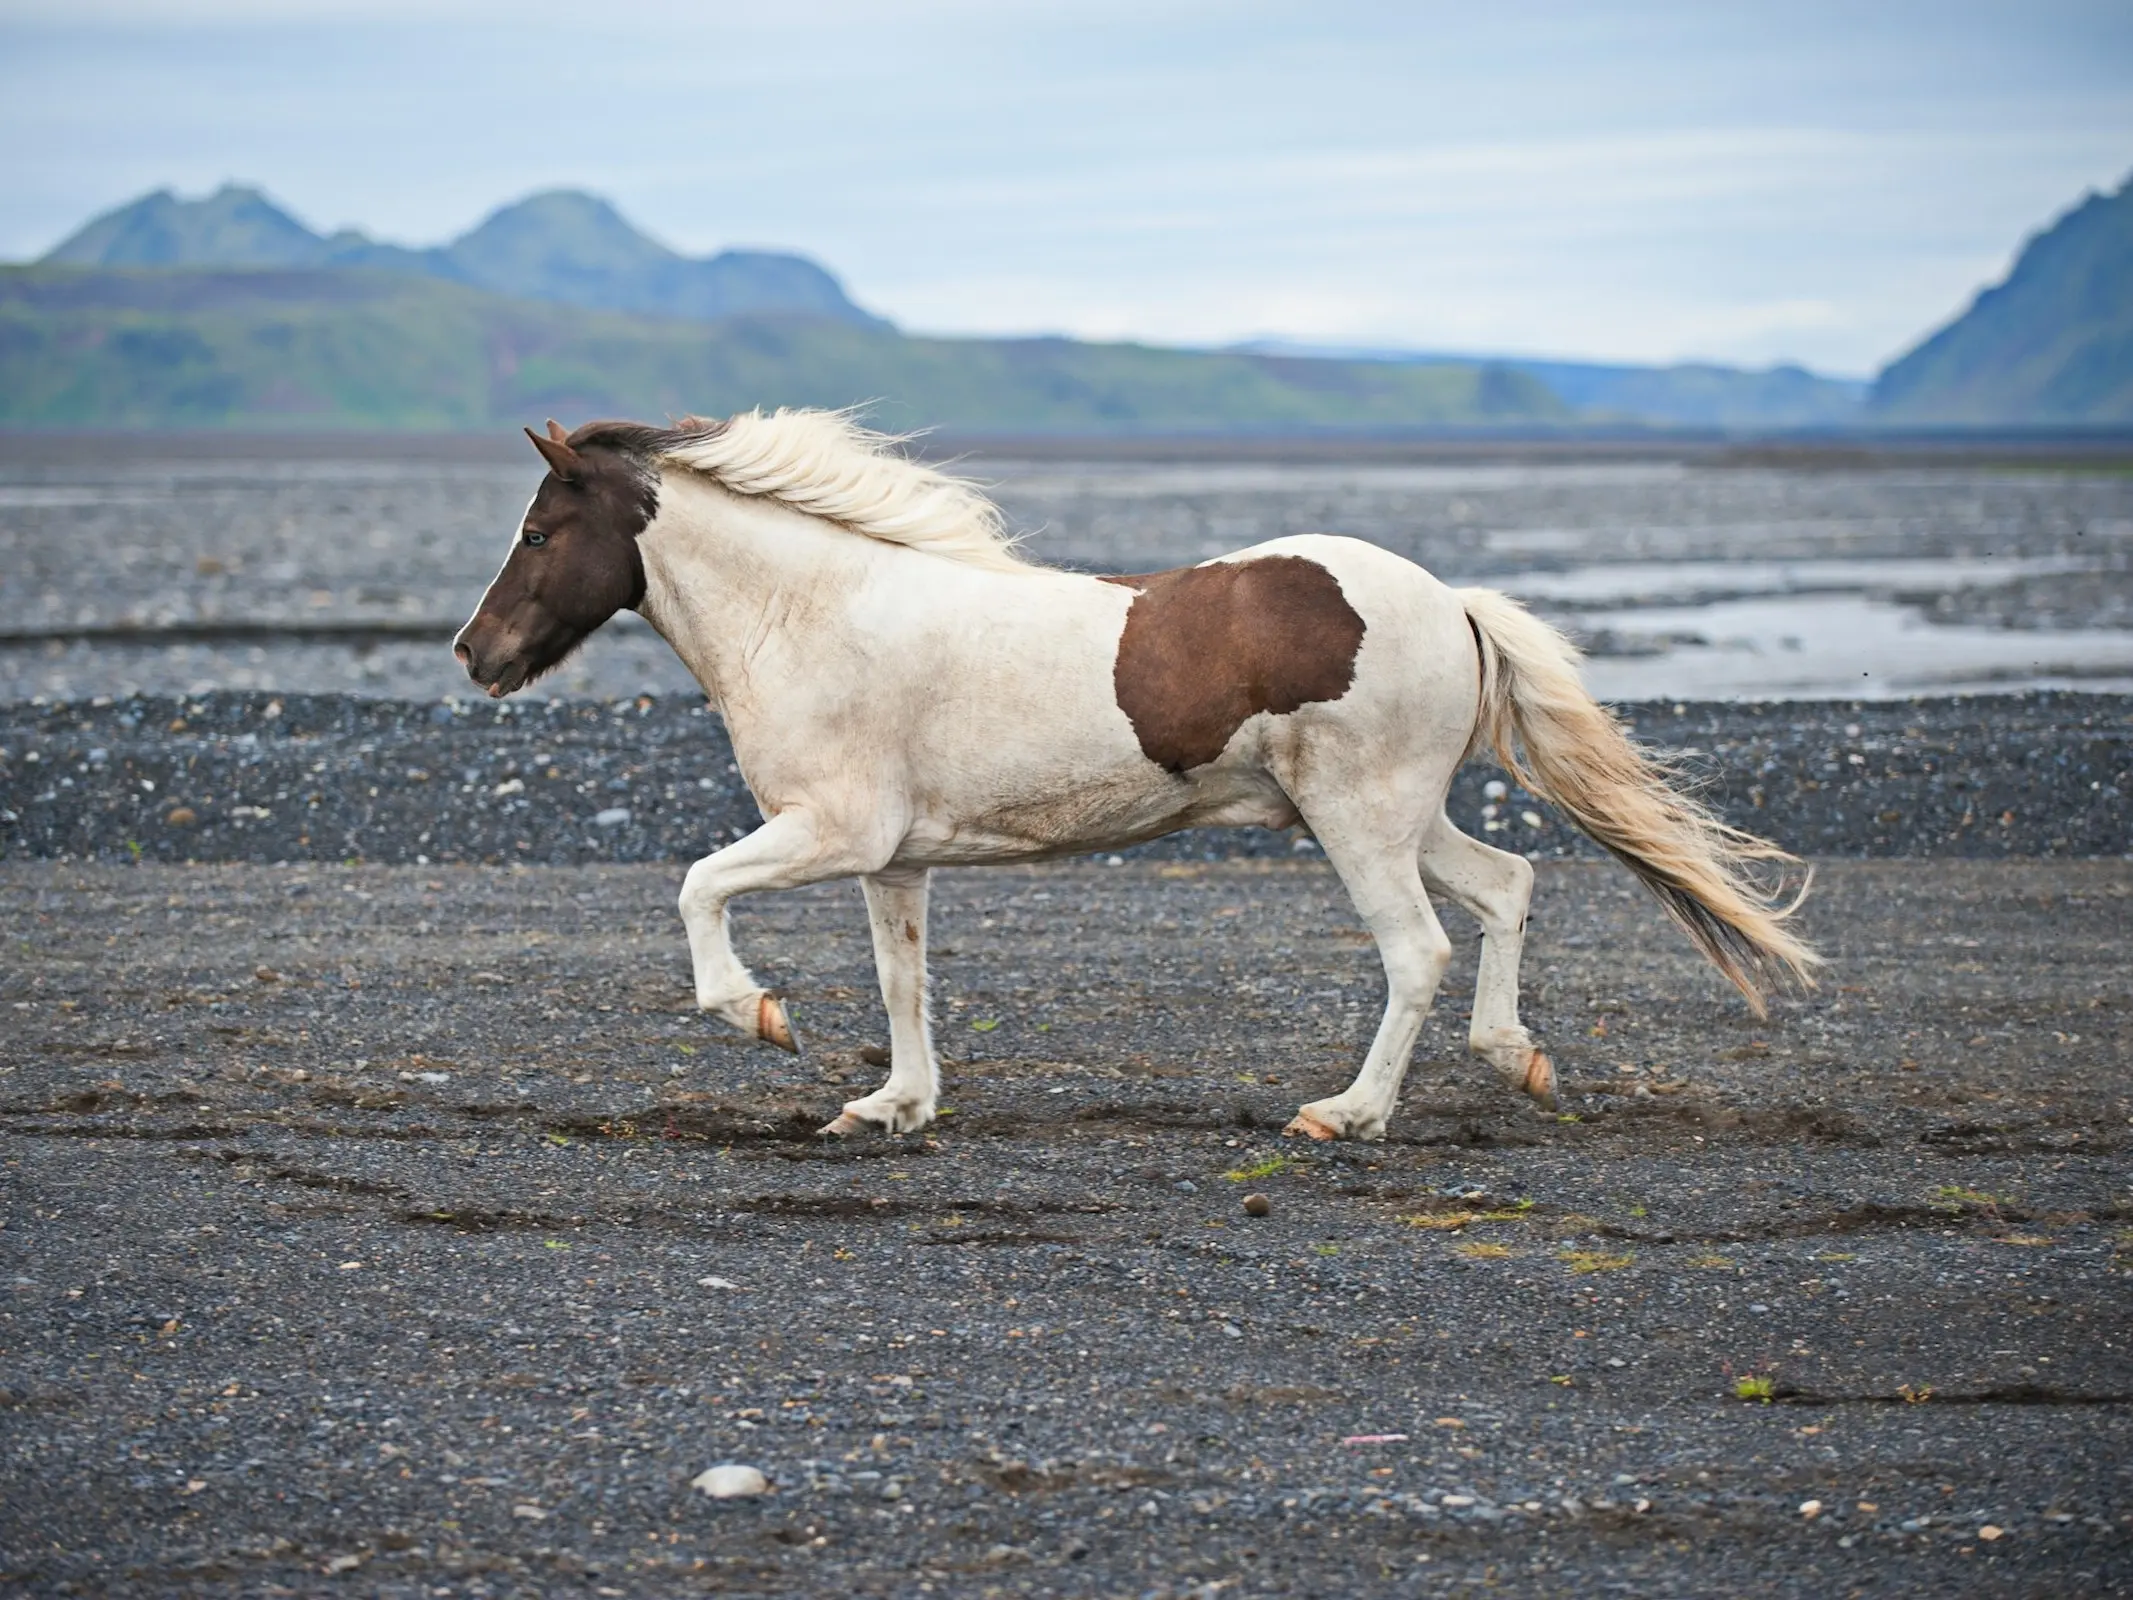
[818, 1110, 868, 1137]
[1282, 1108, 1341, 1142]
[1522, 1050, 1558, 1111]
[757, 993, 797, 1054]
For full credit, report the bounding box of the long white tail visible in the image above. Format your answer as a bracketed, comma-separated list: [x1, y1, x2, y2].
[1458, 587, 1821, 1014]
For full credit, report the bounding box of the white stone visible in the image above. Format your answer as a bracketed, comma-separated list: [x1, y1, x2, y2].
[693, 1463, 770, 1498]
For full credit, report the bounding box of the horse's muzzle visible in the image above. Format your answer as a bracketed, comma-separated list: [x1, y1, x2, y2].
[452, 623, 519, 698]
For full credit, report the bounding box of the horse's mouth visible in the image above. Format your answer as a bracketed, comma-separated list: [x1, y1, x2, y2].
[455, 633, 529, 698]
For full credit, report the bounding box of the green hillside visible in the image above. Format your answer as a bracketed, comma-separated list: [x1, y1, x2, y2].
[0, 265, 1568, 433]
[1871, 173, 2133, 424]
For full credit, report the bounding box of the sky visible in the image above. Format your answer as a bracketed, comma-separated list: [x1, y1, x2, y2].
[2, 0, 2129, 375]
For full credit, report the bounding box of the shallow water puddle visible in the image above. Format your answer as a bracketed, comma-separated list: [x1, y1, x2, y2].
[1576, 594, 2133, 700]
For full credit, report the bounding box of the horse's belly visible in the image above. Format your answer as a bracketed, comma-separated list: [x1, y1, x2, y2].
[890, 760, 1297, 866]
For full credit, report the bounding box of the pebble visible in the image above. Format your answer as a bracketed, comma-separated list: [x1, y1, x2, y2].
[1800, 1499, 1823, 1518]
[692, 1463, 770, 1499]
[1242, 1193, 1271, 1217]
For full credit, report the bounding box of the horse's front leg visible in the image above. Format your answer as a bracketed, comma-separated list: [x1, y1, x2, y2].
[678, 809, 866, 1052]
[821, 867, 938, 1137]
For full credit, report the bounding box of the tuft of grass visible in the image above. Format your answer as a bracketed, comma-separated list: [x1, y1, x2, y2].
[1223, 1154, 1300, 1182]
[1897, 1383, 1934, 1404]
[1932, 1184, 2003, 1211]
[1312, 1243, 1340, 1256]
[1401, 1204, 1532, 1231]
[1559, 1249, 1634, 1274]
[1734, 1375, 1776, 1403]
[1454, 1241, 1515, 1260]
[1690, 1253, 1736, 1269]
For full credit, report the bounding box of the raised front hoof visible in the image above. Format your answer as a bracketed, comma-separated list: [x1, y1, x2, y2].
[1282, 1101, 1385, 1143]
[1521, 1050, 1558, 1112]
[818, 1093, 934, 1138]
[757, 993, 798, 1054]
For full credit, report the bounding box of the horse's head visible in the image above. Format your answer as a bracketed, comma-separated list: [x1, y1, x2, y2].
[454, 421, 659, 697]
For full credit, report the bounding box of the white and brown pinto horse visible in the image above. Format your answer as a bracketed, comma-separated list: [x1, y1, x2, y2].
[455, 411, 1818, 1141]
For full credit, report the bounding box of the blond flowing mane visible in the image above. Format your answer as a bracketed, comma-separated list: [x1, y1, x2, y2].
[653, 408, 1030, 574]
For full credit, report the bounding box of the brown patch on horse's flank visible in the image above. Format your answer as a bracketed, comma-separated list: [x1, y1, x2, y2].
[1107, 556, 1365, 773]
[904, 921, 919, 944]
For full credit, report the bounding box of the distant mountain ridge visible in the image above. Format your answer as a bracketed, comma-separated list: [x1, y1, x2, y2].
[43, 183, 884, 329]
[17, 176, 2127, 432]
[1231, 340, 1866, 428]
[1870, 173, 2133, 424]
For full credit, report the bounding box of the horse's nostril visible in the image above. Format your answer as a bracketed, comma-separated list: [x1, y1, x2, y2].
[453, 640, 473, 669]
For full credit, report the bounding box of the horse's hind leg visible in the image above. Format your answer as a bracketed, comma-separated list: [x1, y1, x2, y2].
[821, 868, 939, 1137]
[1283, 816, 1453, 1143]
[1420, 818, 1556, 1110]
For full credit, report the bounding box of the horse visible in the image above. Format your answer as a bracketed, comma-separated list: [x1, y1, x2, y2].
[454, 409, 1818, 1142]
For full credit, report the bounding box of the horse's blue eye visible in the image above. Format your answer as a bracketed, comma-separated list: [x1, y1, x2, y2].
[524, 530, 547, 546]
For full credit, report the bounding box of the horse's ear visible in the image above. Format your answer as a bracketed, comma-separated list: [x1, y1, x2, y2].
[526, 426, 583, 482]
[545, 418, 569, 443]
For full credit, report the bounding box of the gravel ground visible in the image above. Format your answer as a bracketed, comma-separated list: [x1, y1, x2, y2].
[2, 691, 2127, 867]
[1, 856, 2129, 1597]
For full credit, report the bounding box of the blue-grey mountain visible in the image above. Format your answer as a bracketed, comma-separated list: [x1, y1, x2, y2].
[43, 184, 883, 328]
[1871, 173, 2133, 425]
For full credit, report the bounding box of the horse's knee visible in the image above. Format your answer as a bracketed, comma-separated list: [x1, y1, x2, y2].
[1386, 929, 1452, 1006]
[677, 859, 722, 925]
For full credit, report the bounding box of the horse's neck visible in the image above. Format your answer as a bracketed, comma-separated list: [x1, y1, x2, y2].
[637, 478, 871, 712]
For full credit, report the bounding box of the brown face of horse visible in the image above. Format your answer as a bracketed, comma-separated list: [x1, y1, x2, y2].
[453, 423, 659, 698]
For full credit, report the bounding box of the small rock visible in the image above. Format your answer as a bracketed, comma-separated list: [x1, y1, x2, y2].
[592, 806, 631, 828]
[1979, 1524, 2004, 1541]
[697, 1275, 743, 1290]
[1174, 1180, 1197, 1194]
[1799, 1499, 1823, 1518]
[858, 1044, 891, 1067]
[164, 807, 198, 828]
[1483, 779, 1508, 802]
[323, 1553, 363, 1574]
[1242, 1193, 1271, 1218]
[510, 1503, 546, 1520]
[692, 1463, 770, 1499]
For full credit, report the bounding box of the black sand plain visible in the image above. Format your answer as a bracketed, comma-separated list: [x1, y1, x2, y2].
[2, 441, 2131, 1596]
[3, 698, 2132, 1598]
